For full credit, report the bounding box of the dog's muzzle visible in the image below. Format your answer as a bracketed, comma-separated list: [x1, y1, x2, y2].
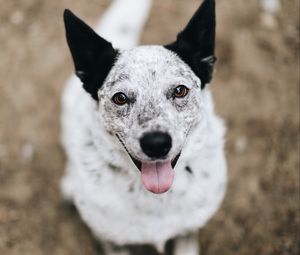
[116, 134, 181, 194]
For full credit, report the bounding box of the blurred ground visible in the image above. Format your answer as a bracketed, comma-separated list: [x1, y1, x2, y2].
[0, 0, 299, 254]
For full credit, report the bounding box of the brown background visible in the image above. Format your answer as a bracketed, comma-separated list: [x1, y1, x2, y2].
[0, 0, 299, 254]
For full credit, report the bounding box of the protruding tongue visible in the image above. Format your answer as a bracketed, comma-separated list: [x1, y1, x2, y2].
[141, 160, 174, 194]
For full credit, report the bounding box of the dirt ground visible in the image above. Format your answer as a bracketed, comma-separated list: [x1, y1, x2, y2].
[0, 0, 299, 254]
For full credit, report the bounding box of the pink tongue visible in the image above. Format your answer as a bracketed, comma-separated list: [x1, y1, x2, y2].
[141, 160, 174, 194]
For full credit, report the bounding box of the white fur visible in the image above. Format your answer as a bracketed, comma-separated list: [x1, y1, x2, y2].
[96, 0, 152, 49]
[61, 1, 226, 254]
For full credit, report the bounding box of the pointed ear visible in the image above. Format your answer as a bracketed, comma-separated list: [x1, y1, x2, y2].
[165, 0, 216, 88]
[63, 9, 118, 100]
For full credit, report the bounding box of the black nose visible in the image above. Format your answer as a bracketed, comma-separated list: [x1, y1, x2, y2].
[140, 132, 172, 159]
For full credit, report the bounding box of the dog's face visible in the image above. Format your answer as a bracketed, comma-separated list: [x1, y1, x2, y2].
[99, 46, 202, 162]
[64, 0, 216, 194]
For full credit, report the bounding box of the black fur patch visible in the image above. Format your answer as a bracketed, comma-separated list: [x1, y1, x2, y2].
[63, 9, 118, 100]
[164, 0, 216, 88]
[185, 165, 193, 174]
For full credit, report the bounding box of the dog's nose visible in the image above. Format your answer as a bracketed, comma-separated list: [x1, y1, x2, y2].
[140, 132, 172, 159]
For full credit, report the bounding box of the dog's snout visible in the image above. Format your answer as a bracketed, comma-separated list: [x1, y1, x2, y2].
[140, 132, 172, 159]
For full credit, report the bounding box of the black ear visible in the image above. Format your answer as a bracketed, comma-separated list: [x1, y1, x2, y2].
[165, 0, 216, 88]
[63, 9, 118, 100]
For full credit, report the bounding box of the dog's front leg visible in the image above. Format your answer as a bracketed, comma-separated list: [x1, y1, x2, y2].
[173, 232, 200, 255]
[102, 243, 130, 255]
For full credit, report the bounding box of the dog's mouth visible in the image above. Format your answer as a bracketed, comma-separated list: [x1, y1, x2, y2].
[116, 135, 180, 194]
[128, 153, 180, 171]
[129, 153, 180, 194]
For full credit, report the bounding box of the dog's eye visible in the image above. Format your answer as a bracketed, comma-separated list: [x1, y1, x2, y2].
[173, 85, 189, 98]
[112, 92, 128, 105]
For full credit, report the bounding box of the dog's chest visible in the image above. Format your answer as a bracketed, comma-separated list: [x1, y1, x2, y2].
[73, 162, 224, 248]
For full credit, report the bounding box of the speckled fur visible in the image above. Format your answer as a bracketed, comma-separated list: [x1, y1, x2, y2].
[61, 46, 226, 253]
[61, 1, 226, 254]
[99, 46, 202, 162]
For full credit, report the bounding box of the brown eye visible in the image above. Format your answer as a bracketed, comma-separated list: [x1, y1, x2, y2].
[112, 92, 128, 105]
[173, 85, 189, 98]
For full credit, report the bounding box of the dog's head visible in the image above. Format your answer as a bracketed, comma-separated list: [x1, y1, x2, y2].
[64, 0, 216, 194]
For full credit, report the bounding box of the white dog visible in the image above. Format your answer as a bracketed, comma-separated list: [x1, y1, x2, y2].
[61, 0, 226, 254]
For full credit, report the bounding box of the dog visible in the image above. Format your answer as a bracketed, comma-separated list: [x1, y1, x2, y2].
[61, 0, 226, 254]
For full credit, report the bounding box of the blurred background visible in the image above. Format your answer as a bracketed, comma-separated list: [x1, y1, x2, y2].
[0, 0, 299, 254]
